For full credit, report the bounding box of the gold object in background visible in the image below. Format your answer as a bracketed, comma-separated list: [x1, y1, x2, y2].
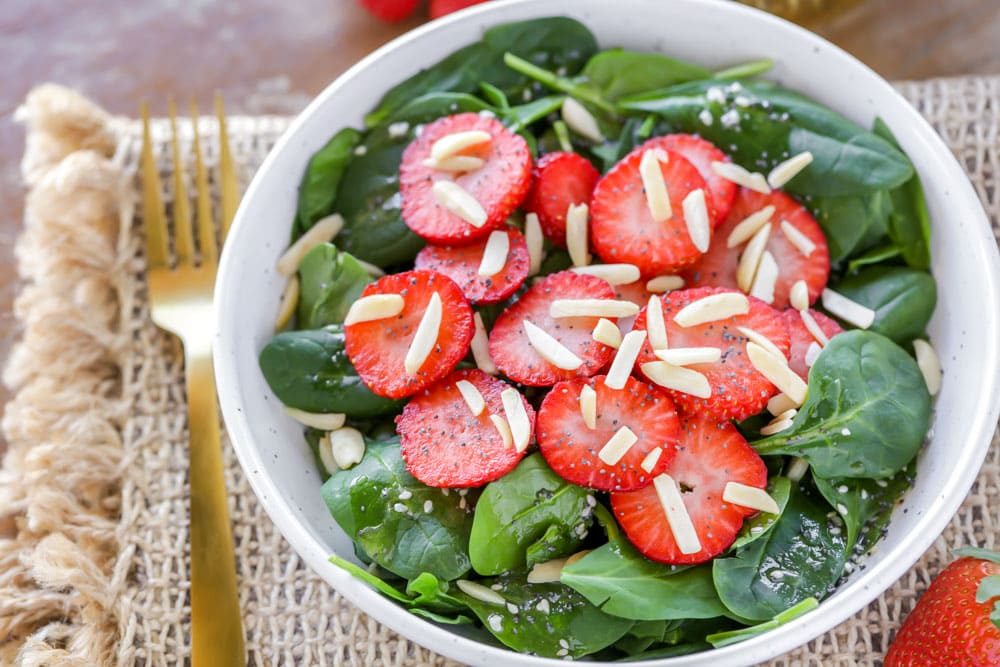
[735, 0, 863, 23]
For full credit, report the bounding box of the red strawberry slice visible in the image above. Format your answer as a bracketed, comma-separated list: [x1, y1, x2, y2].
[400, 113, 532, 244]
[344, 270, 473, 399]
[396, 369, 533, 487]
[536, 375, 681, 492]
[488, 271, 617, 386]
[524, 151, 601, 247]
[590, 143, 711, 276]
[645, 134, 738, 227]
[611, 413, 769, 565]
[783, 308, 843, 380]
[357, 0, 420, 21]
[684, 188, 830, 309]
[632, 286, 791, 422]
[414, 228, 530, 305]
[429, 0, 490, 18]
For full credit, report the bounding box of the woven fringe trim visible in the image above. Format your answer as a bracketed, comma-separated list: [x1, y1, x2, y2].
[1, 84, 127, 666]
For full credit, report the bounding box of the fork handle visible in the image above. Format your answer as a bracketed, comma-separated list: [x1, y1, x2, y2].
[186, 349, 246, 665]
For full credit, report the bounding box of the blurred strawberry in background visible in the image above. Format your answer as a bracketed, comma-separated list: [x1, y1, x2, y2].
[355, 0, 490, 22]
[429, 0, 491, 19]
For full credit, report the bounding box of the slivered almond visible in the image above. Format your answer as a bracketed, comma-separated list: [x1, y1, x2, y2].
[276, 213, 344, 276]
[800, 310, 830, 346]
[605, 330, 647, 390]
[527, 558, 568, 584]
[640, 149, 673, 222]
[597, 426, 639, 465]
[767, 151, 814, 189]
[457, 579, 506, 606]
[774, 408, 798, 422]
[478, 230, 510, 277]
[501, 388, 532, 452]
[781, 220, 816, 256]
[455, 380, 486, 416]
[430, 130, 491, 160]
[550, 299, 639, 319]
[737, 326, 784, 360]
[524, 320, 583, 370]
[674, 292, 749, 327]
[344, 294, 405, 326]
[646, 275, 685, 293]
[790, 280, 810, 311]
[275, 276, 299, 331]
[746, 342, 808, 405]
[592, 318, 622, 348]
[682, 189, 711, 252]
[571, 263, 641, 285]
[329, 427, 366, 469]
[562, 97, 605, 143]
[640, 361, 711, 398]
[640, 447, 662, 474]
[525, 212, 544, 276]
[760, 418, 795, 436]
[804, 341, 822, 367]
[727, 205, 775, 248]
[566, 203, 590, 267]
[646, 295, 668, 351]
[654, 347, 722, 366]
[422, 156, 485, 172]
[723, 482, 781, 514]
[749, 250, 778, 304]
[767, 392, 798, 416]
[317, 433, 338, 474]
[284, 407, 346, 431]
[490, 414, 513, 448]
[736, 222, 772, 292]
[404, 292, 442, 375]
[822, 288, 876, 329]
[913, 339, 942, 395]
[653, 475, 702, 555]
[565, 549, 592, 566]
[471, 312, 498, 375]
[711, 161, 771, 194]
[579, 384, 597, 429]
[432, 180, 487, 227]
[785, 456, 810, 482]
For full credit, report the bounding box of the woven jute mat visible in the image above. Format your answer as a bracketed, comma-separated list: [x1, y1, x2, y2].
[1, 76, 998, 666]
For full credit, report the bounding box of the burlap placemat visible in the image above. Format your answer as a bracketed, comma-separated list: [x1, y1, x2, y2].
[1, 76, 998, 666]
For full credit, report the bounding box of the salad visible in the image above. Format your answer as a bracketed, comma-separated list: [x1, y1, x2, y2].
[258, 17, 942, 660]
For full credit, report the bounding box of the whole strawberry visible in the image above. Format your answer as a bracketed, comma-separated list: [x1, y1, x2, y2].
[885, 548, 1000, 666]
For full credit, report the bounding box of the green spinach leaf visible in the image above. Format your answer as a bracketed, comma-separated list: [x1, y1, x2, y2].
[752, 331, 931, 478]
[847, 243, 902, 273]
[296, 243, 372, 329]
[469, 453, 593, 575]
[832, 266, 936, 344]
[294, 127, 362, 238]
[730, 476, 792, 550]
[580, 49, 710, 101]
[873, 118, 932, 269]
[706, 597, 819, 648]
[807, 190, 892, 264]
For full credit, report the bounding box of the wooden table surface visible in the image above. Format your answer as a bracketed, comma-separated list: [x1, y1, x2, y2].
[1, 0, 998, 449]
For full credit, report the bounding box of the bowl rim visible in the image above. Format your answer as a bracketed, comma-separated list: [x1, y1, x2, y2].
[215, 0, 1000, 664]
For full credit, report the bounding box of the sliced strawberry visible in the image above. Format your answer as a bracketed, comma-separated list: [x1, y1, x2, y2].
[428, 0, 489, 18]
[400, 113, 532, 244]
[536, 375, 681, 492]
[414, 228, 530, 305]
[611, 413, 769, 565]
[488, 271, 616, 386]
[397, 369, 533, 487]
[590, 143, 711, 276]
[524, 152, 601, 247]
[632, 286, 791, 422]
[344, 270, 473, 399]
[684, 188, 831, 308]
[645, 134, 737, 227]
[610, 280, 652, 334]
[783, 308, 843, 380]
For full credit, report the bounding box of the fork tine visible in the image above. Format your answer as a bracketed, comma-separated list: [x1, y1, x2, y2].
[140, 102, 170, 269]
[215, 93, 239, 242]
[168, 98, 195, 265]
[190, 100, 218, 261]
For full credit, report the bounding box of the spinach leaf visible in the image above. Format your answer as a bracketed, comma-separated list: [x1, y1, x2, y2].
[706, 597, 818, 648]
[847, 243, 902, 273]
[561, 539, 729, 621]
[730, 476, 792, 550]
[365, 17, 598, 127]
[452, 569, 634, 658]
[713, 487, 848, 621]
[833, 266, 936, 344]
[613, 620, 680, 655]
[580, 49, 710, 102]
[713, 58, 774, 80]
[752, 331, 931, 479]
[618, 642, 713, 661]
[294, 127, 362, 238]
[259, 326, 402, 417]
[296, 243, 372, 329]
[873, 118, 932, 269]
[322, 439, 474, 580]
[469, 453, 593, 575]
[807, 190, 892, 265]
[622, 80, 913, 196]
[382, 91, 496, 124]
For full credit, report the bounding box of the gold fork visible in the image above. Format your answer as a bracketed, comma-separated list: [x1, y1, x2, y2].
[140, 96, 245, 665]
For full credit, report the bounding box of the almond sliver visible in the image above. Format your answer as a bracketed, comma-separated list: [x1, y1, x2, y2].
[571, 264, 641, 285]
[727, 205, 775, 248]
[913, 339, 942, 395]
[723, 482, 781, 514]
[284, 407, 346, 431]
[456, 380, 486, 416]
[478, 230, 510, 277]
[457, 579, 506, 606]
[471, 312, 497, 375]
[790, 279, 810, 311]
[592, 318, 622, 349]
[579, 384, 597, 430]
[276, 213, 343, 276]
[645, 295, 669, 351]
[653, 475, 702, 555]
[275, 276, 299, 331]
[329, 427, 367, 469]
[490, 414, 513, 448]
[822, 288, 876, 329]
[562, 97, 605, 143]
[804, 341, 822, 367]
[759, 417, 795, 436]
[746, 342, 808, 405]
[736, 222, 772, 292]
[646, 275, 685, 293]
[682, 188, 711, 253]
[640, 361, 712, 398]
[597, 426, 638, 465]
[430, 130, 491, 160]
[527, 558, 568, 584]
[404, 291, 442, 374]
[344, 294, 405, 326]
[524, 320, 583, 370]
[501, 388, 532, 452]
[432, 180, 487, 227]
[767, 151, 814, 189]
[711, 161, 771, 194]
[674, 292, 749, 327]
[737, 326, 785, 360]
[749, 250, 778, 305]
[767, 392, 798, 417]
[566, 203, 590, 267]
[654, 347, 722, 366]
[640, 149, 673, 222]
[800, 310, 830, 346]
[781, 220, 816, 257]
[550, 299, 639, 319]
[525, 212, 544, 276]
[422, 156, 485, 172]
[605, 330, 647, 390]
[640, 447, 662, 474]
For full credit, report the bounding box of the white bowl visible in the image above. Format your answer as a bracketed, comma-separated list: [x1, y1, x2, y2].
[215, 1, 1000, 664]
